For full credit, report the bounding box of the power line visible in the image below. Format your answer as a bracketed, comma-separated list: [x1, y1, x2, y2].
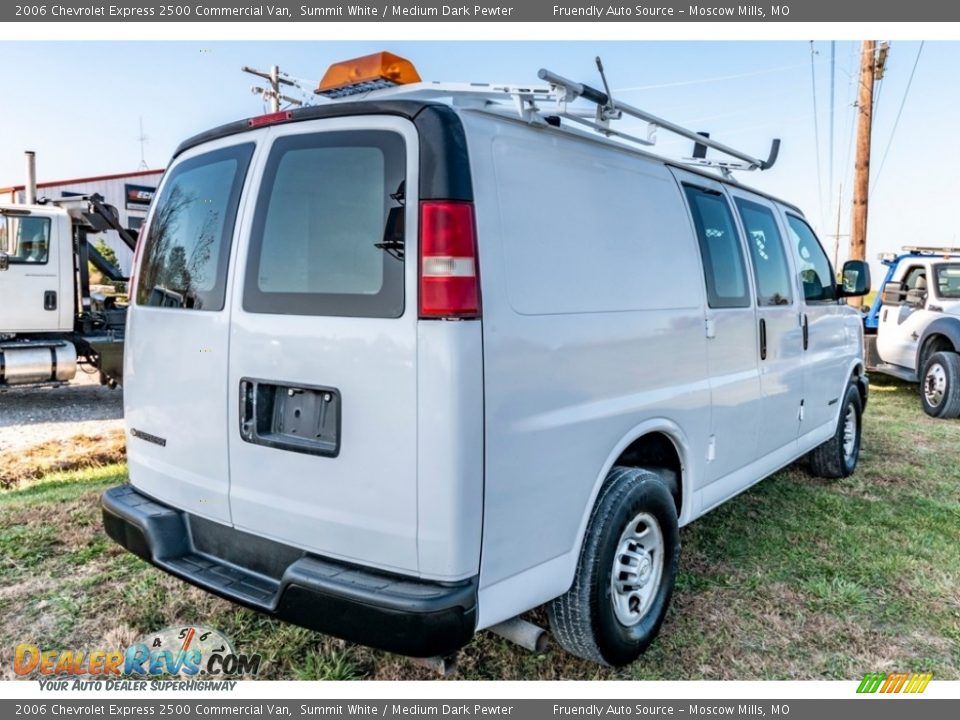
[839, 43, 860, 203]
[871, 45, 889, 131]
[828, 41, 836, 203]
[871, 41, 925, 196]
[614, 61, 808, 93]
[872, 72, 885, 121]
[810, 41, 825, 229]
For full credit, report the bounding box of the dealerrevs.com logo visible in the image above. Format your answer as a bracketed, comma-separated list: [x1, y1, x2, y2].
[14, 626, 261, 689]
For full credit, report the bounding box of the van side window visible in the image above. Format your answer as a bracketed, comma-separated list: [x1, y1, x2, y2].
[243, 131, 406, 319]
[136, 143, 253, 311]
[683, 186, 750, 309]
[785, 215, 836, 303]
[734, 198, 793, 306]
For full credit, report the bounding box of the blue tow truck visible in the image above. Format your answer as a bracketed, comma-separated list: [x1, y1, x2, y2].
[864, 246, 960, 418]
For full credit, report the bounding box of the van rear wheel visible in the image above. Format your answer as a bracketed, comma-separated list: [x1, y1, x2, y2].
[547, 466, 679, 667]
[806, 383, 862, 479]
[920, 351, 960, 419]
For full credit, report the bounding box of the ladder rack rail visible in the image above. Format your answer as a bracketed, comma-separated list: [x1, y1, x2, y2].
[326, 69, 781, 173]
[537, 68, 780, 171]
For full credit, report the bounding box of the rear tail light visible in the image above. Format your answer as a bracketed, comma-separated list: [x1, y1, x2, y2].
[419, 201, 481, 319]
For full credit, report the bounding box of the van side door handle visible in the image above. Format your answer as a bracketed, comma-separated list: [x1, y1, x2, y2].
[759, 318, 767, 361]
[802, 313, 809, 350]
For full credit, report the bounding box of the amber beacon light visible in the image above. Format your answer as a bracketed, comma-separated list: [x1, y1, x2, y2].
[316, 52, 422, 98]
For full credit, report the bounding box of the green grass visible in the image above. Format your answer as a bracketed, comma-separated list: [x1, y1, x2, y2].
[1, 378, 958, 681]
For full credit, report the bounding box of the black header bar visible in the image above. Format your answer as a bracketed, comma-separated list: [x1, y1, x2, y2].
[4, 1, 959, 23]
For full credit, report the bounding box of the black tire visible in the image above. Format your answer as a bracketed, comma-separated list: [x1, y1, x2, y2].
[547, 466, 679, 667]
[920, 351, 960, 419]
[807, 383, 863, 479]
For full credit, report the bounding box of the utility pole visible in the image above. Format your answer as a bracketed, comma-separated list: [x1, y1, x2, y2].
[242, 64, 303, 112]
[849, 40, 889, 261]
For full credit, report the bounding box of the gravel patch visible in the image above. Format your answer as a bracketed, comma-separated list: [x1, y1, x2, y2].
[0, 371, 123, 453]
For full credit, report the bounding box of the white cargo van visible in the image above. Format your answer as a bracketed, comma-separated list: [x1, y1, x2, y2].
[102, 54, 871, 666]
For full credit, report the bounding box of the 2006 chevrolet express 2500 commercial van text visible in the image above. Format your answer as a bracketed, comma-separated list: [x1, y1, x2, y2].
[102, 53, 871, 667]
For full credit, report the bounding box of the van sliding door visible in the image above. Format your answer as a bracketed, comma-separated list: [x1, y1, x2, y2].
[674, 172, 763, 497]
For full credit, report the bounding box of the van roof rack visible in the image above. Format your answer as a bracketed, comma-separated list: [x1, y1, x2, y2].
[326, 58, 781, 176]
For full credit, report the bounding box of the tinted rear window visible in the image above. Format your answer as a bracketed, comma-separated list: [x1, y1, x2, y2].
[243, 130, 406, 318]
[136, 144, 253, 310]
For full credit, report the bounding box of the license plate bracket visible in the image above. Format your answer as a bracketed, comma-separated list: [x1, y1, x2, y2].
[239, 378, 341, 457]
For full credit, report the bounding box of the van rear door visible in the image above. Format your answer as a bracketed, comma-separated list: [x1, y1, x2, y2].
[124, 137, 258, 523]
[225, 117, 421, 574]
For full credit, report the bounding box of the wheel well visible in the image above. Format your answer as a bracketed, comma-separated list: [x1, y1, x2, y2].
[614, 432, 683, 516]
[850, 365, 867, 407]
[919, 334, 955, 370]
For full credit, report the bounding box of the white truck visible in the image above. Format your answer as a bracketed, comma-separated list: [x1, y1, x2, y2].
[864, 246, 960, 418]
[102, 53, 871, 667]
[0, 194, 134, 388]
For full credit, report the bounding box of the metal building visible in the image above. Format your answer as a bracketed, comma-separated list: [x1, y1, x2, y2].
[0, 168, 163, 276]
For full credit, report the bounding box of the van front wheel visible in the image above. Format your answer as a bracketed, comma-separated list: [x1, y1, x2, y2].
[548, 466, 679, 667]
[806, 383, 863, 479]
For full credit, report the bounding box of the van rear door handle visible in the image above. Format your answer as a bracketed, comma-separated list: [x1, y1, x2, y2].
[759, 318, 767, 361]
[802, 313, 809, 350]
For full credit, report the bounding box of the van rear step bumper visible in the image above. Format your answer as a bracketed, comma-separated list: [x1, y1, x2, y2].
[101, 484, 477, 658]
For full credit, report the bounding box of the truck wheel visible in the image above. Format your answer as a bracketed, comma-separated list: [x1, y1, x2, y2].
[921, 351, 960, 419]
[807, 383, 863, 479]
[548, 466, 679, 667]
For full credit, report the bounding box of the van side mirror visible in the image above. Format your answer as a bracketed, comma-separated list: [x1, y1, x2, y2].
[0, 252, 8, 271]
[881, 281, 905, 306]
[838, 259, 870, 297]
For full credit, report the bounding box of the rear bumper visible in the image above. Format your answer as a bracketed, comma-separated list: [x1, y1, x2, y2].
[101, 484, 477, 658]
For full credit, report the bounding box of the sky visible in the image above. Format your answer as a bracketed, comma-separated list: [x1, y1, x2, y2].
[1, 40, 957, 278]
